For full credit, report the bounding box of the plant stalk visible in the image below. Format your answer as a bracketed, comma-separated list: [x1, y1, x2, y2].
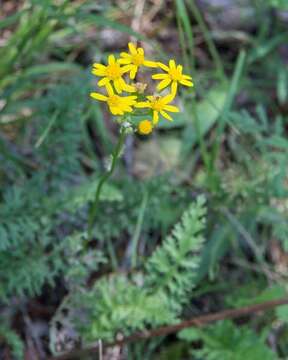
[87, 128, 127, 240]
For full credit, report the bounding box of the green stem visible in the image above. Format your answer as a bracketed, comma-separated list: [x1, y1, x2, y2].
[131, 190, 148, 268]
[186, 0, 226, 82]
[87, 128, 127, 240]
[209, 50, 246, 182]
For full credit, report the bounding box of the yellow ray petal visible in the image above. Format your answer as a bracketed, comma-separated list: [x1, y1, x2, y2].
[153, 110, 159, 124]
[162, 92, 176, 103]
[90, 92, 108, 101]
[126, 96, 137, 101]
[128, 42, 137, 55]
[105, 83, 114, 96]
[92, 69, 106, 76]
[109, 106, 122, 115]
[164, 104, 179, 112]
[118, 77, 128, 91]
[157, 78, 172, 91]
[157, 62, 169, 72]
[138, 47, 144, 55]
[113, 79, 122, 93]
[182, 74, 192, 80]
[130, 65, 138, 79]
[120, 79, 136, 93]
[108, 54, 115, 65]
[135, 101, 150, 108]
[169, 59, 176, 69]
[152, 73, 168, 80]
[143, 60, 158, 68]
[120, 52, 131, 58]
[98, 77, 109, 87]
[171, 81, 178, 96]
[160, 110, 172, 121]
[179, 79, 193, 87]
[118, 58, 131, 65]
[123, 106, 133, 112]
[120, 64, 133, 74]
[177, 64, 183, 73]
[93, 63, 106, 70]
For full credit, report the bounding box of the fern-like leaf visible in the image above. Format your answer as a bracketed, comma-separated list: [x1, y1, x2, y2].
[145, 196, 206, 312]
[75, 274, 175, 342]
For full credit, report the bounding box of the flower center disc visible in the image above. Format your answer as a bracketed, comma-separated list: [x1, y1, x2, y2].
[106, 64, 121, 79]
[151, 98, 164, 111]
[132, 54, 144, 66]
[108, 95, 121, 107]
[169, 69, 182, 81]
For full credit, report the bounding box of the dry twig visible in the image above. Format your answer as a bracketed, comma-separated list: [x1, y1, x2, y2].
[49, 297, 288, 360]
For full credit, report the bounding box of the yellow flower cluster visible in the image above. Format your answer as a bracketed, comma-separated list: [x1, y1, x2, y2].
[90, 43, 193, 135]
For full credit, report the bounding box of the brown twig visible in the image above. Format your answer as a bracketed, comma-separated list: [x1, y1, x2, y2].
[49, 297, 288, 360]
[21, 305, 46, 360]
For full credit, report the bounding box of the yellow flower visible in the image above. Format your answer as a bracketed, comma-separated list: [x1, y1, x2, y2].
[90, 83, 137, 115]
[136, 93, 179, 124]
[138, 120, 153, 135]
[92, 55, 135, 94]
[119, 42, 158, 80]
[153, 60, 193, 94]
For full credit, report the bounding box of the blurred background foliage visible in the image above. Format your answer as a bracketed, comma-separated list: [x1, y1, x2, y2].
[0, 0, 288, 359]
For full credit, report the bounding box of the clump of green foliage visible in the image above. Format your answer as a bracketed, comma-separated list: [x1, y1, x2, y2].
[67, 197, 206, 343]
[179, 320, 276, 360]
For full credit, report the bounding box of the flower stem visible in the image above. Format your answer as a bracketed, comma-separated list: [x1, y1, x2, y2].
[87, 128, 127, 240]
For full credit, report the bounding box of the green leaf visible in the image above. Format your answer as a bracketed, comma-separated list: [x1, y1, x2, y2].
[181, 85, 227, 156]
[76, 13, 147, 41]
[276, 305, 288, 322]
[195, 87, 227, 136]
[0, 10, 25, 30]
